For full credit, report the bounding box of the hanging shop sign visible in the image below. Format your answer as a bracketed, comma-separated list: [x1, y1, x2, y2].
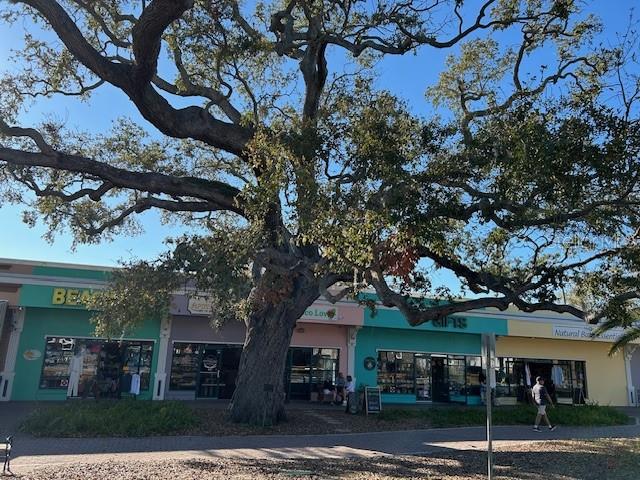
[187, 295, 214, 315]
[51, 287, 95, 306]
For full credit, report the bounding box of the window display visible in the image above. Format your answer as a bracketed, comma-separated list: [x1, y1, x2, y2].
[377, 351, 416, 394]
[170, 343, 202, 390]
[39, 336, 154, 395]
[494, 357, 588, 404]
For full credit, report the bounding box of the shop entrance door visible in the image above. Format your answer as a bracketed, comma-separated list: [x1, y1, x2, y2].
[197, 347, 223, 398]
[431, 356, 449, 402]
[415, 354, 431, 401]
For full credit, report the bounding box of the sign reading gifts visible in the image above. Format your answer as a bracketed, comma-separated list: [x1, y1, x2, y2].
[51, 287, 96, 307]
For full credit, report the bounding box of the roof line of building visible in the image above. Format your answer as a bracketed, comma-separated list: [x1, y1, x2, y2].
[0, 257, 115, 272]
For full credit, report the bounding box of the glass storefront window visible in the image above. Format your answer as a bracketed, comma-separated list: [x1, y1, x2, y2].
[465, 356, 482, 398]
[40, 337, 76, 389]
[495, 357, 588, 404]
[39, 337, 154, 394]
[287, 347, 340, 400]
[170, 343, 202, 390]
[448, 356, 466, 402]
[377, 351, 416, 394]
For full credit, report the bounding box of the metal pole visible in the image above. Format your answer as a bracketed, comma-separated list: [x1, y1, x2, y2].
[484, 334, 493, 480]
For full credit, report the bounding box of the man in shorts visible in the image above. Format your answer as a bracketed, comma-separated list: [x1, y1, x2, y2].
[532, 376, 556, 432]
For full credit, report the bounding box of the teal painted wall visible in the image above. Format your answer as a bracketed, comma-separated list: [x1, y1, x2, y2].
[355, 304, 508, 405]
[32, 265, 110, 281]
[12, 307, 160, 401]
[355, 326, 483, 392]
[364, 307, 509, 335]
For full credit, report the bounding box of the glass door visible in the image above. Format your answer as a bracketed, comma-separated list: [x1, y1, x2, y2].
[431, 355, 449, 402]
[197, 347, 222, 398]
[415, 354, 431, 401]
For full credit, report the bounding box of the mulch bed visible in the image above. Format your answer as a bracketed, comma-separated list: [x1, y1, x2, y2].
[16, 439, 640, 480]
[190, 406, 430, 436]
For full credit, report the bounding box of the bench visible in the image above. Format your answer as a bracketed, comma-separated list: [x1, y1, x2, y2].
[1, 436, 12, 475]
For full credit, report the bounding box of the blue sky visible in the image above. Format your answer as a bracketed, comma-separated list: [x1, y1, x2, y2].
[0, 1, 636, 273]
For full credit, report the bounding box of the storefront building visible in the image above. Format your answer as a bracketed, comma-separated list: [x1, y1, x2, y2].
[0, 259, 162, 402]
[496, 313, 638, 407]
[2, 258, 636, 407]
[353, 300, 508, 406]
[163, 293, 364, 401]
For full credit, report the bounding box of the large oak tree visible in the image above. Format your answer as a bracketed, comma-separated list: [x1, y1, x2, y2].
[1, 0, 639, 423]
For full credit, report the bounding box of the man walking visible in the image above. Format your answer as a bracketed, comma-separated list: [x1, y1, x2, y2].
[532, 376, 556, 432]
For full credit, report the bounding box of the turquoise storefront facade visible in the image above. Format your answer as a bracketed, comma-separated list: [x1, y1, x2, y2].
[355, 303, 508, 405]
[10, 272, 161, 401]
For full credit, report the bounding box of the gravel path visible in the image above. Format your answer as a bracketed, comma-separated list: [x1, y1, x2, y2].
[12, 439, 640, 479]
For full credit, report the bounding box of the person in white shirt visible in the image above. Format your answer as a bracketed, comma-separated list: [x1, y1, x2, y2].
[345, 375, 355, 413]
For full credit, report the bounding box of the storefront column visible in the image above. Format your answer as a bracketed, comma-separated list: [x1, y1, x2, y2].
[152, 316, 172, 401]
[0, 307, 25, 401]
[347, 326, 360, 379]
[624, 345, 638, 406]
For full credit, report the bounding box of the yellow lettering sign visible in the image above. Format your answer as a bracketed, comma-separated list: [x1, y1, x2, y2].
[52, 288, 66, 305]
[66, 289, 79, 305]
[51, 288, 94, 306]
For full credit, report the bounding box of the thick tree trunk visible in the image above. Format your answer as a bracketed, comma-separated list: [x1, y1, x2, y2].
[230, 272, 319, 424]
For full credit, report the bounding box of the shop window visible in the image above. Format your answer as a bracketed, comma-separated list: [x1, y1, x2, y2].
[310, 348, 339, 386]
[287, 347, 340, 400]
[494, 357, 518, 398]
[40, 336, 154, 394]
[40, 337, 76, 389]
[448, 356, 466, 402]
[495, 357, 588, 404]
[465, 356, 482, 397]
[377, 351, 416, 394]
[169, 343, 202, 390]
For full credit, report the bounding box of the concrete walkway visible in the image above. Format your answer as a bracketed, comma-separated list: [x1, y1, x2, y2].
[7, 422, 640, 473]
[3, 402, 639, 474]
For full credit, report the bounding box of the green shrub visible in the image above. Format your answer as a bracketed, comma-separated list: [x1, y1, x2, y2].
[377, 404, 629, 428]
[20, 400, 199, 437]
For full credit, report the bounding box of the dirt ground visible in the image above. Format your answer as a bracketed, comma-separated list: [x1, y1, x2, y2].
[13, 438, 640, 480]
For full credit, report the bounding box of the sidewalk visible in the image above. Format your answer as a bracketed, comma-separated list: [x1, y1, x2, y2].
[8, 422, 640, 473]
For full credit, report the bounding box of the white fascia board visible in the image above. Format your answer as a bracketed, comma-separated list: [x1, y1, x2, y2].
[0, 272, 107, 289]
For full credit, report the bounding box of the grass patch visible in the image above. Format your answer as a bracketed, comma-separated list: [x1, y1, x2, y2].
[377, 404, 630, 427]
[20, 400, 198, 437]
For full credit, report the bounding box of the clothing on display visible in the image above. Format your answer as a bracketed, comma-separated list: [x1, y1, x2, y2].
[551, 365, 565, 385]
[130, 373, 141, 395]
[66, 349, 84, 397]
[525, 363, 532, 387]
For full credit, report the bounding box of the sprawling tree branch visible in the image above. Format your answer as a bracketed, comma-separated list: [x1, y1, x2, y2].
[16, 0, 253, 155]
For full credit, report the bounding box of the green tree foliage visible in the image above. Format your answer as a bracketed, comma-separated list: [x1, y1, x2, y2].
[1, 0, 639, 421]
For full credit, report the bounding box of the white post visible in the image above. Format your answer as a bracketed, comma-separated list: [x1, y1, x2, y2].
[482, 333, 496, 480]
[0, 307, 25, 401]
[346, 326, 360, 378]
[623, 346, 637, 407]
[152, 315, 172, 400]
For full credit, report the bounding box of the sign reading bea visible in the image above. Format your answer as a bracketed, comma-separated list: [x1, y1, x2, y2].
[51, 287, 95, 306]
